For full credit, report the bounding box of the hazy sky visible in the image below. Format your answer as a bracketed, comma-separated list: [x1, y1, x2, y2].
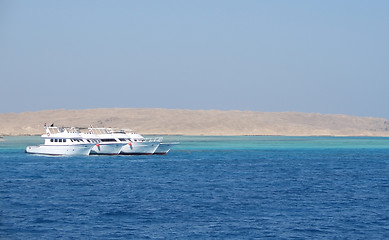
[1, 1, 388, 118]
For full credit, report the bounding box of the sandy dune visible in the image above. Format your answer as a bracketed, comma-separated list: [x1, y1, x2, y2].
[0, 108, 388, 136]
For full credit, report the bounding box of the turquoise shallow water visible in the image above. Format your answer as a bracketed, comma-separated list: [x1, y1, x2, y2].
[1, 136, 389, 239]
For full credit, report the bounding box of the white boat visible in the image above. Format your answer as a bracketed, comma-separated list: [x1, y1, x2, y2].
[153, 142, 180, 155]
[81, 127, 127, 155]
[25, 126, 96, 156]
[118, 129, 160, 155]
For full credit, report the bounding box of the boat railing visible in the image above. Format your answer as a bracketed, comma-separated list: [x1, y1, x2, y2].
[144, 137, 163, 142]
[110, 129, 127, 134]
[47, 127, 61, 134]
[63, 127, 80, 134]
[89, 128, 109, 135]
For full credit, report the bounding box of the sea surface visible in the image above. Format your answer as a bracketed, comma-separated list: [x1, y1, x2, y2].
[1, 136, 388, 239]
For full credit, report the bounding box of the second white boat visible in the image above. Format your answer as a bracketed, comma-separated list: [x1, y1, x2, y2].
[112, 129, 160, 155]
[81, 127, 127, 155]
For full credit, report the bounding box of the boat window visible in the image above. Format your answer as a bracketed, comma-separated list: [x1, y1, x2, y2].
[119, 138, 126, 142]
[63, 139, 67, 143]
[50, 139, 53, 142]
[100, 139, 117, 142]
[54, 139, 58, 142]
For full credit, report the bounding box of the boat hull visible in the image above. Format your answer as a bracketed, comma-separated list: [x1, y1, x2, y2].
[153, 142, 179, 155]
[25, 144, 93, 156]
[120, 142, 159, 155]
[90, 143, 126, 155]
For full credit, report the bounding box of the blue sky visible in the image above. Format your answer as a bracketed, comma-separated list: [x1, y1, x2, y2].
[1, 1, 388, 118]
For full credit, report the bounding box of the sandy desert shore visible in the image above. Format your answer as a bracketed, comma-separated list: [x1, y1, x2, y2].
[0, 108, 389, 136]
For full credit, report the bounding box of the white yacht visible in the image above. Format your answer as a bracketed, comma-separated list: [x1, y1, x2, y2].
[25, 126, 96, 156]
[118, 129, 160, 155]
[81, 127, 127, 155]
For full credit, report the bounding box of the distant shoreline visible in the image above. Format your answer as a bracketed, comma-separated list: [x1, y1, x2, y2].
[0, 108, 388, 137]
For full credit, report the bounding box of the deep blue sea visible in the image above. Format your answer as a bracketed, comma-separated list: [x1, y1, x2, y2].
[1, 136, 389, 239]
